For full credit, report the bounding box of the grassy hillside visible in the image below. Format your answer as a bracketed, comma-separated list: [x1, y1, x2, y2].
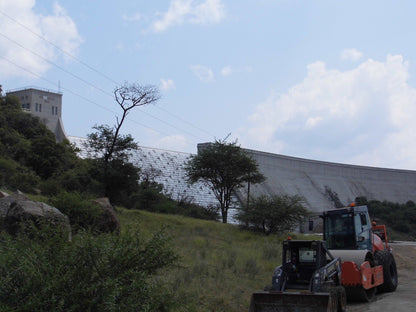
[117, 208, 317, 312]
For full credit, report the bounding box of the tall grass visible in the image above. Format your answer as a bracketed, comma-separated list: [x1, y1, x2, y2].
[117, 209, 308, 312]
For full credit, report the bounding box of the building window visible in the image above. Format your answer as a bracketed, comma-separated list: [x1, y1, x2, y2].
[35, 103, 38, 112]
[39, 103, 42, 112]
[22, 103, 30, 110]
[51, 106, 59, 115]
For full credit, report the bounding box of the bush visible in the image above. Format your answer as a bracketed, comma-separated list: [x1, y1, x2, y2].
[0, 157, 41, 192]
[8, 168, 41, 193]
[48, 192, 102, 233]
[359, 197, 416, 238]
[0, 226, 178, 312]
[40, 159, 101, 196]
[237, 194, 309, 234]
[131, 182, 219, 221]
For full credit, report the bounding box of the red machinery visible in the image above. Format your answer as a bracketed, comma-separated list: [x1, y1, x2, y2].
[249, 205, 398, 311]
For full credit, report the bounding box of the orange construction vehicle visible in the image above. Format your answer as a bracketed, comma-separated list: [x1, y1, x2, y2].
[249, 204, 397, 312]
[323, 204, 397, 301]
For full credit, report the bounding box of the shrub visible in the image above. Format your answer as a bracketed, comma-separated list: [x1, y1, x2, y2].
[131, 182, 219, 221]
[360, 197, 416, 238]
[0, 157, 41, 192]
[0, 227, 178, 312]
[48, 192, 102, 233]
[8, 168, 41, 193]
[237, 194, 309, 234]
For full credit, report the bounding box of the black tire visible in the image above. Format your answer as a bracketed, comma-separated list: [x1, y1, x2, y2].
[321, 285, 339, 312]
[329, 289, 338, 312]
[375, 250, 398, 293]
[336, 286, 347, 312]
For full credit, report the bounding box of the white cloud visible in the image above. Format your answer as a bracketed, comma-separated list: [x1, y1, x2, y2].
[341, 48, 364, 61]
[0, 0, 82, 79]
[242, 54, 416, 169]
[160, 78, 176, 91]
[150, 0, 225, 33]
[221, 65, 232, 76]
[191, 65, 214, 81]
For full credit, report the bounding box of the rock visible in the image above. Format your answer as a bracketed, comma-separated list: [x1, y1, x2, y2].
[0, 192, 29, 219]
[0, 192, 71, 237]
[0, 190, 9, 199]
[92, 198, 121, 234]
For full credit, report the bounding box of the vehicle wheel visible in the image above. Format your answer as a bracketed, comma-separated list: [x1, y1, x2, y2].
[375, 250, 398, 292]
[329, 289, 338, 312]
[336, 286, 347, 312]
[321, 285, 338, 312]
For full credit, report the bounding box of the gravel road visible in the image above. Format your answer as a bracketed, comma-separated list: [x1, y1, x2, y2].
[348, 243, 416, 311]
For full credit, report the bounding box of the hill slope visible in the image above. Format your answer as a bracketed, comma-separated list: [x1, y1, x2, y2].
[118, 208, 302, 311]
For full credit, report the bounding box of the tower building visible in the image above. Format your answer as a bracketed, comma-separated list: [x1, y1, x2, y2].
[6, 87, 68, 142]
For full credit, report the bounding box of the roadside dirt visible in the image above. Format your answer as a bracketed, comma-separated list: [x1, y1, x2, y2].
[348, 243, 416, 311]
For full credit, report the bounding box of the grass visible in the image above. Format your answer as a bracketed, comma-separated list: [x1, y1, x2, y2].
[117, 208, 317, 312]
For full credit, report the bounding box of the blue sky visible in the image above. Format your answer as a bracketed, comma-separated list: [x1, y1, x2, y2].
[2, 0, 416, 169]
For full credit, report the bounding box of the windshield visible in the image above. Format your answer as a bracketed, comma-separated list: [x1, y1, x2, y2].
[299, 248, 316, 263]
[324, 212, 356, 249]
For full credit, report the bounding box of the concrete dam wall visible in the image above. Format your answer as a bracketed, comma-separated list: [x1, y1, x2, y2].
[72, 135, 416, 216]
[240, 148, 416, 213]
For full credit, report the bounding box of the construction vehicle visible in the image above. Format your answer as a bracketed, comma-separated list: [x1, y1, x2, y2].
[249, 204, 398, 312]
[250, 239, 346, 312]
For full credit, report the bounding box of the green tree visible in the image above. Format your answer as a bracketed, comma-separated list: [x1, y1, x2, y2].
[236, 194, 309, 234]
[185, 140, 265, 223]
[84, 82, 160, 202]
[85, 125, 141, 204]
[0, 93, 81, 191]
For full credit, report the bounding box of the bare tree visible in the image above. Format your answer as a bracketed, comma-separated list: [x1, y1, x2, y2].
[109, 82, 161, 163]
[85, 82, 160, 199]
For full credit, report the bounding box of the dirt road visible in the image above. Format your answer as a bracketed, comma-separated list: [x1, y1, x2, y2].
[348, 243, 416, 311]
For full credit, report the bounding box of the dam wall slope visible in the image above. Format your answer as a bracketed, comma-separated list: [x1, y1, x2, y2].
[242, 148, 416, 213]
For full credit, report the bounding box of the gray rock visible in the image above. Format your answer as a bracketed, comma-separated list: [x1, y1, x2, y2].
[93, 197, 121, 234]
[0, 193, 71, 237]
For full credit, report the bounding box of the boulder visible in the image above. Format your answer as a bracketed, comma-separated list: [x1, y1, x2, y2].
[0, 193, 71, 237]
[0, 192, 29, 219]
[92, 198, 121, 234]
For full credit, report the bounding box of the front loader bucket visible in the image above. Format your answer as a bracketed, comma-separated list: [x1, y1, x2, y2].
[249, 291, 334, 312]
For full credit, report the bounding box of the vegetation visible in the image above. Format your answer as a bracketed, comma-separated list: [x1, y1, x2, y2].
[47, 191, 103, 233]
[129, 179, 218, 220]
[118, 209, 311, 312]
[0, 94, 83, 193]
[84, 82, 160, 202]
[85, 124, 141, 206]
[0, 86, 213, 220]
[0, 223, 178, 312]
[3, 83, 416, 311]
[185, 140, 265, 223]
[356, 196, 416, 239]
[236, 194, 310, 234]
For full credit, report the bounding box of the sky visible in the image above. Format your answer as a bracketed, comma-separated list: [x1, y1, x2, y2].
[2, 0, 416, 170]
